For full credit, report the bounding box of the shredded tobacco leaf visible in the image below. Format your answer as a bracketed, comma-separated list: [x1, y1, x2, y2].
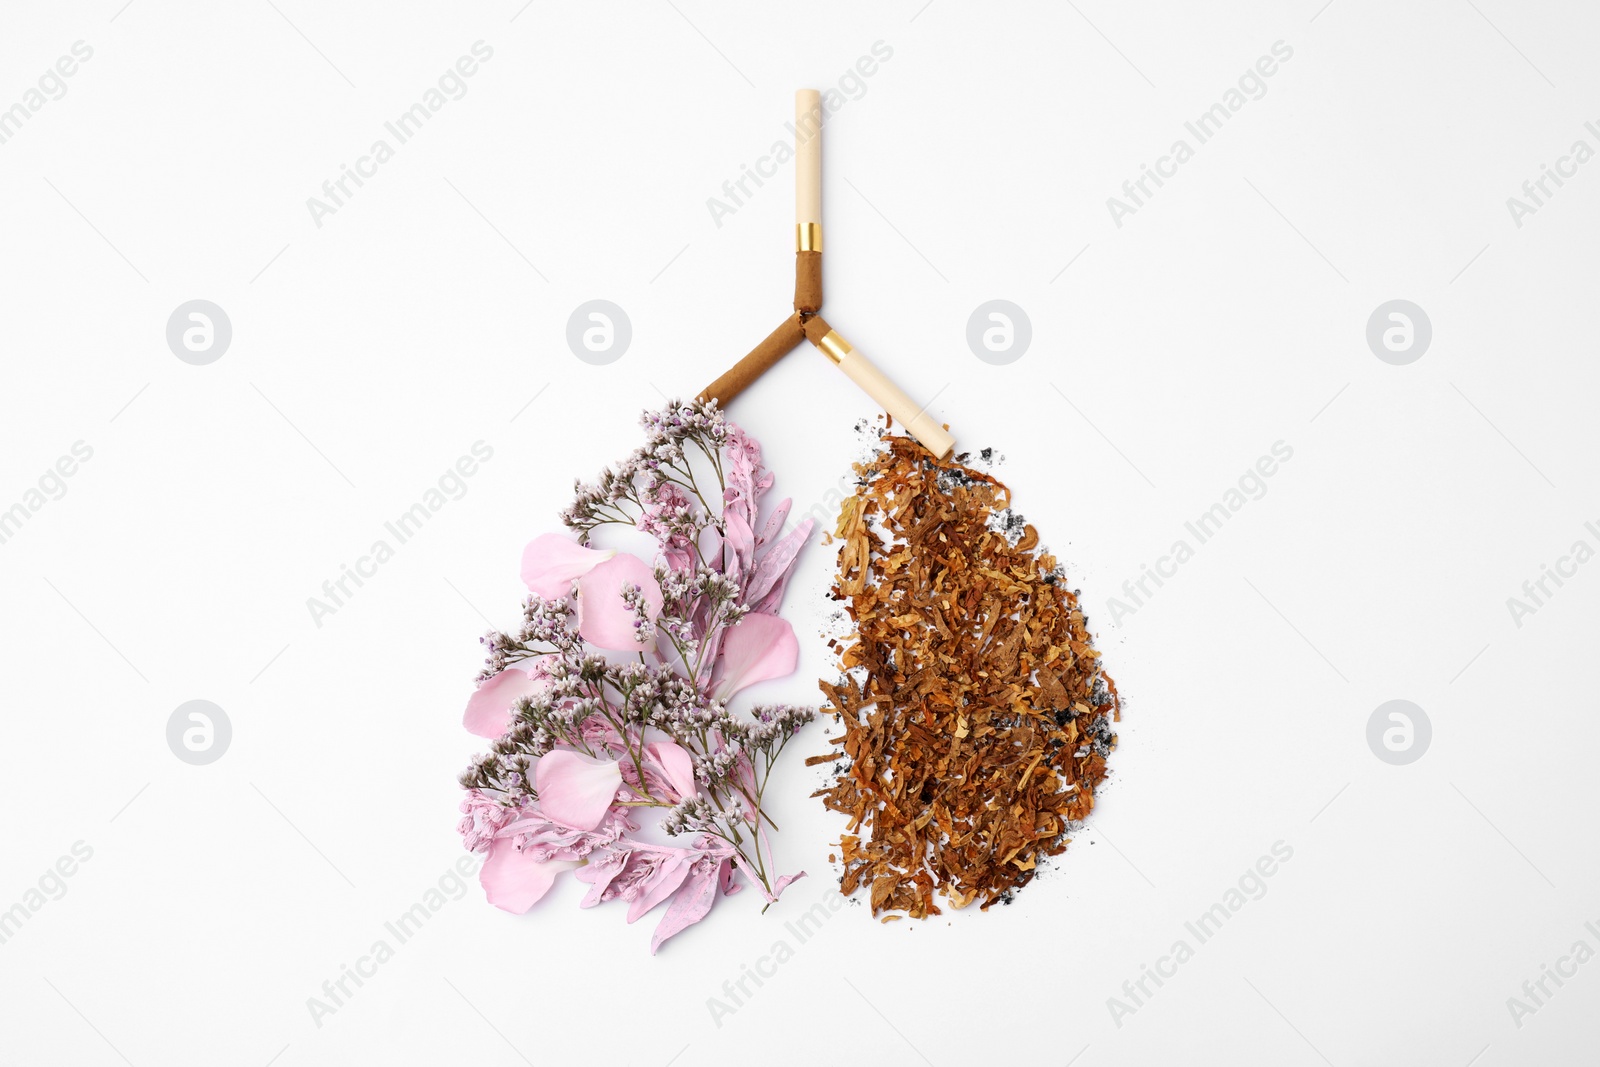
[810, 432, 1121, 919]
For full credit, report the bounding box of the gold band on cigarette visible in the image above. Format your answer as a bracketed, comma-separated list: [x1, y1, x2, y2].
[795, 222, 823, 252]
[817, 329, 850, 365]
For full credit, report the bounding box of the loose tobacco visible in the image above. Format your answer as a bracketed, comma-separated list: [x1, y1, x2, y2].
[811, 432, 1121, 918]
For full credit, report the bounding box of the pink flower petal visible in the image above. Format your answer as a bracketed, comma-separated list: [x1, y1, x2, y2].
[730, 854, 771, 900]
[480, 838, 581, 913]
[749, 569, 800, 618]
[718, 857, 741, 896]
[650, 860, 720, 955]
[579, 715, 625, 753]
[521, 533, 613, 600]
[757, 497, 793, 547]
[745, 516, 813, 610]
[770, 871, 806, 899]
[535, 750, 622, 830]
[573, 850, 632, 908]
[645, 741, 698, 802]
[713, 612, 799, 700]
[722, 424, 773, 531]
[663, 544, 695, 573]
[626, 854, 694, 923]
[463, 662, 552, 739]
[576, 553, 663, 651]
[723, 510, 755, 581]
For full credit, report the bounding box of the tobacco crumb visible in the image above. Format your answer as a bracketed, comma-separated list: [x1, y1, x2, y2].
[812, 431, 1121, 919]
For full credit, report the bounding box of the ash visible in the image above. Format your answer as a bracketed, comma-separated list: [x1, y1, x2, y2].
[985, 507, 1029, 546]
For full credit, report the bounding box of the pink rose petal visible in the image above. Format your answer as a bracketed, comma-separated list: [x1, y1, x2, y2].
[521, 533, 613, 600]
[480, 838, 581, 913]
[645, 741, 698, 802]
[713, 612, 799, 700]
[576, 553, 663, 651]
[463, 662, 552, 739]
[535, 750, 622, 830]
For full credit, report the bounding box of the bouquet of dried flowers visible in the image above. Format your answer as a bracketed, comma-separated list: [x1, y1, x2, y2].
[457, 400, 816, 952]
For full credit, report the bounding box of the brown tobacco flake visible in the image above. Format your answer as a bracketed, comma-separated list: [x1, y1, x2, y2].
[812, 433, 1122, 919]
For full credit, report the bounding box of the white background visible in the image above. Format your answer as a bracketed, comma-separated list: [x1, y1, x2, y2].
[1, 1, 1597, 1064]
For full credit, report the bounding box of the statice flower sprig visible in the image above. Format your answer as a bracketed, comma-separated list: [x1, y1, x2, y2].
[561, 402, 730, 543]
[456, 400, 816, 953]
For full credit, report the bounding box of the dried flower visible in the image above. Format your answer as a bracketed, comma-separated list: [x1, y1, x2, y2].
[456, 400, 815, 952]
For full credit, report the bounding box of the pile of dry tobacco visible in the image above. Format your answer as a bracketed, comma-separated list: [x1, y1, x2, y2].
[810, 433, 1120, 918]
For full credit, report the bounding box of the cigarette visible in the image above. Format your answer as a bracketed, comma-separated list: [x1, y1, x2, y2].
[802, 315, 955, 460]
[794, 89, 823, 314]
[795, 88, 822, 252]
